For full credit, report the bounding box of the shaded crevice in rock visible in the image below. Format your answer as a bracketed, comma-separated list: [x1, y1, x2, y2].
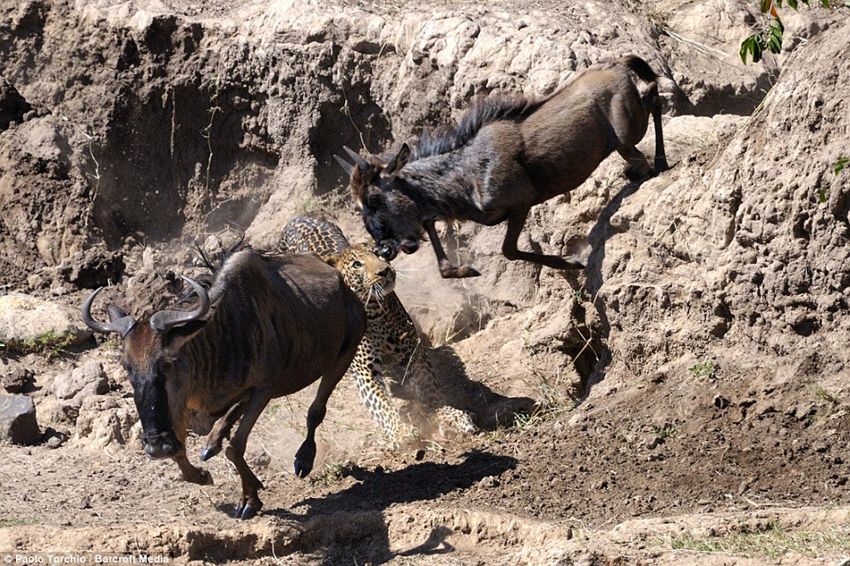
[92, 80, 279, 246]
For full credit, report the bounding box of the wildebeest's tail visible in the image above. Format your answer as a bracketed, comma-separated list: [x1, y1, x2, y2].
[624, 55, 658, 83]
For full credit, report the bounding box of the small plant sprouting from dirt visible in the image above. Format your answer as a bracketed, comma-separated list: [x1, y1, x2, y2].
[652, 423, 677, 440]
[688, 360, 716, 380]
[310, 461, 357, 486]
[667, 520, 850, 559]
[812, 384, 842, 406]
[508, 369, 579, 434]
[1, 331, 77, 358]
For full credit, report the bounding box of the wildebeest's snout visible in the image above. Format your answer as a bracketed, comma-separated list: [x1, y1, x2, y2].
[399, 239, 419, 254]
[376, 242, 398, 261]
[143, 431, 181, 459]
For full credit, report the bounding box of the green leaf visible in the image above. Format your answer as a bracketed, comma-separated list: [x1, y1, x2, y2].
[821, 0, 830, 7]
[818, 187, 828, 203]
[752, 40, 763, 62]
[740, 36, 754, 63]
[761, 0, 774, 11]
[834, 156, 849, 175]
[788, 0, 799, 8]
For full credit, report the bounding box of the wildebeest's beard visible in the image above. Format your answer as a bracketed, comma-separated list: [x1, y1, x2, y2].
[130, 365, 181, 460]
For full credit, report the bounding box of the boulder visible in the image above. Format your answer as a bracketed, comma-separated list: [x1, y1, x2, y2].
[36, 396, 79, 427]
[0, 394, 40, 445]
[75, 395, 140, 452]
[57, 245, 125, 289]
[0, 293, 92, 351]
[0, 358, 34, 393]
[52, 361, 109, 407]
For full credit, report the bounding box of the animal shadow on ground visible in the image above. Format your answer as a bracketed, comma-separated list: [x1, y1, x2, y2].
[580, 179, 642, 396]
[425, 345, 538, 430]
[291, 450, 517, 516]
[259, 451, 516, 564]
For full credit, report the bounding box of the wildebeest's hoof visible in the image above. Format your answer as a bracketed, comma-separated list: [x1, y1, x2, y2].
[624, 163, 653, 182]
[439, 264, 481, 278]
[294, 441, 316, 478]
[565, 242, 592, 269]
[200, 443, 221, 462]
[294, 457, 314, 478]
[185, 467, 214, 486]
[234, 497, 262, 520]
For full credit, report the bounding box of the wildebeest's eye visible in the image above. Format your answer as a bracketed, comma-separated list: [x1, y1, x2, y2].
[351, 260, 363, 269]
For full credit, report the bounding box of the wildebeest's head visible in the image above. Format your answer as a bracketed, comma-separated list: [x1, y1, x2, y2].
[81, 278, 209, 460]
[335, 144, 422, 261]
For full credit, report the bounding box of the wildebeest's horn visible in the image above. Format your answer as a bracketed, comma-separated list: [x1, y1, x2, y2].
[334, 154, 354, 176]
[343, 145, 370, 169]
[81, 287, 137, 337]
[149, 276, 210, 332]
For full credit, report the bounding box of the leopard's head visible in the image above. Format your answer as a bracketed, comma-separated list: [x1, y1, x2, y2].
[328, 243, 396, 303]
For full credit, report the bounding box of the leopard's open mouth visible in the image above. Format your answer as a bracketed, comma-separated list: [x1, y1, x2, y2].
[368, 275, 395, 297]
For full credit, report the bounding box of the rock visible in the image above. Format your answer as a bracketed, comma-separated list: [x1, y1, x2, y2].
[75, 395, 140, 451]
[0, 293, 92, 351]
[0, 358, 34, 393]
[36, 396, 79, 426]
[57, 245, 125, 289]
[52, 361, 109, 406]
[0, 394, 40, 445]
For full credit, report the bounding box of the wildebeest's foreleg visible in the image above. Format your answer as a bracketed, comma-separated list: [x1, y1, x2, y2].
[224, 392, 271, 520]
[293, 372, 341, 478]
[200, 398, 248, 462]
[502, 207, 586, 270]
[423, 219, 481, 279]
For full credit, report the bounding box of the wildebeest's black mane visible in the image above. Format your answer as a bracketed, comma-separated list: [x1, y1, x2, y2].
[187, 235, 249, 295]
[412, 93, 547, 161]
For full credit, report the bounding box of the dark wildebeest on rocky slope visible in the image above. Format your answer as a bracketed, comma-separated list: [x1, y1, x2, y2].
[335, 55, 669, 278]
[81, 248, 366, 519]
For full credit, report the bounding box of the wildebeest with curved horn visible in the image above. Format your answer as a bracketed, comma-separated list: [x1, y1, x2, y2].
[335, 55, 669, 278]
[81, 247, 366, 519]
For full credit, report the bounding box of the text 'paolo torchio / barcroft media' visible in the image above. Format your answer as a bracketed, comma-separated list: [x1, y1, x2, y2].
[2, 555, 171, 564]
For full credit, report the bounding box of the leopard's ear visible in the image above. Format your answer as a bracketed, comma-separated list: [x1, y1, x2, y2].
[320, 252, 340, 268]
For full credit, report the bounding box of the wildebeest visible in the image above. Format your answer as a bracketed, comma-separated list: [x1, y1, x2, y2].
[335, 55, 669, 278]
[81, 247, 366, 519]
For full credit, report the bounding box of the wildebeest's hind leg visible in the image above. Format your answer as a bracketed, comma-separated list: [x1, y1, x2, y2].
[224, 392, 271, 520]
[652, 96, 669, 173]
[424, 219, 481, 279]
[502, 207, 586, 270]
[617, 145, 655, 182]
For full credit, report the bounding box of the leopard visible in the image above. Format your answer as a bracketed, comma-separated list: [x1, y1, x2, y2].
[278, 213, 478, 445]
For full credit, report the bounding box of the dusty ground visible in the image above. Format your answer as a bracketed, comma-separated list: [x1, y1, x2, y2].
[2, 0, 850, 564]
